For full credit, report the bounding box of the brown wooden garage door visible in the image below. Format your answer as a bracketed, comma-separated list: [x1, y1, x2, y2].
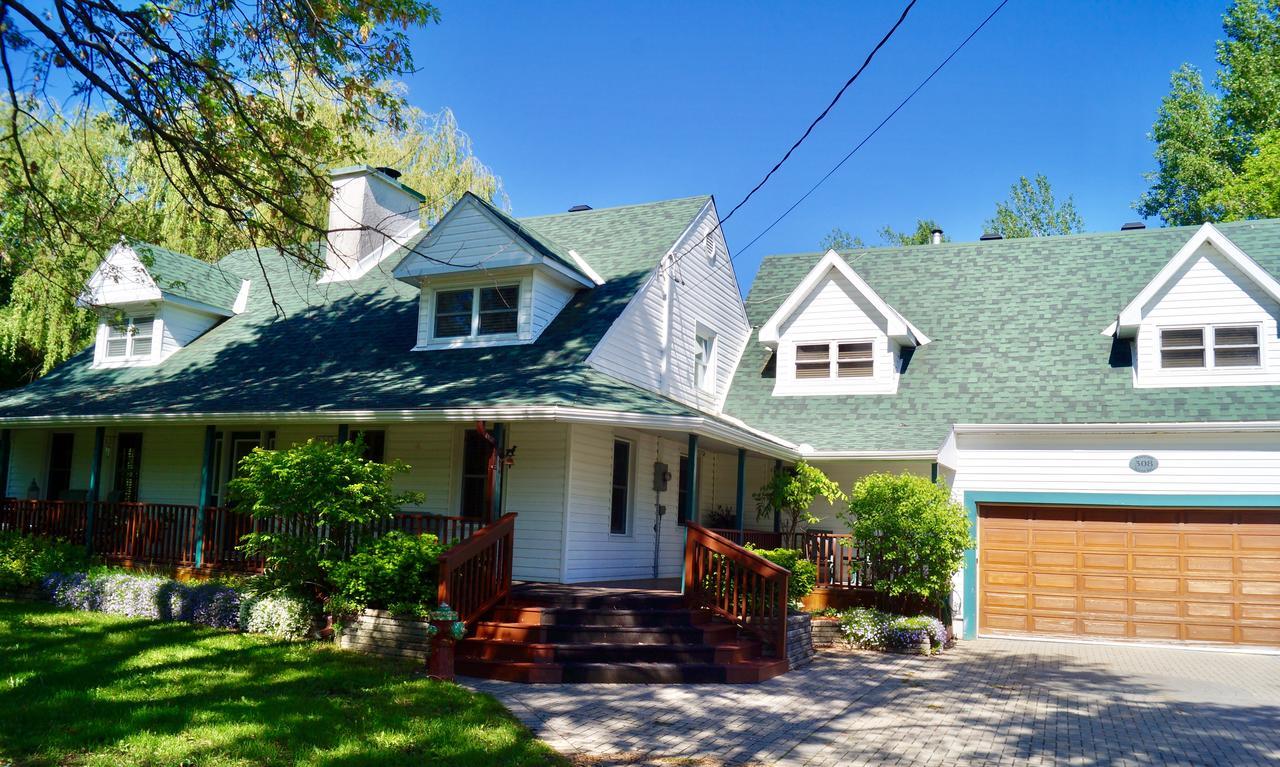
[979, 504, 1280, 646]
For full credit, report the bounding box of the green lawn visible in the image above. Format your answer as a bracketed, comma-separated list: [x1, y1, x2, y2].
[0, 600, 566, 767]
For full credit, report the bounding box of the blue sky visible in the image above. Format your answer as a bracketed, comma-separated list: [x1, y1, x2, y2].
[406, 1, 1227, 287]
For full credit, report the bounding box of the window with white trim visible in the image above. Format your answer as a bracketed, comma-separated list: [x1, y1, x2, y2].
[794, 341, 873, 379]
[433, 284, 520, 340]
[1160, 325, 1260, 369]
[104, 316, 154, 360]
[610, 439, 632, 535]
[694, 329, 717, 392]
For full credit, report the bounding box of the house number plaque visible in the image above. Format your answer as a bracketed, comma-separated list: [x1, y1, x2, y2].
[1129, 455, 1158, 473]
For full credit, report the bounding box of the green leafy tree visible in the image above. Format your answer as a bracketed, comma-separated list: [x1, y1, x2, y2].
[879, 218, 947, 246]
[820, 226, 864, 251]
[228, 438, 423, 599]
[753, 461, 846, 541]
[839, 473, 971, 606]
[1139, 0, 1280, 224]
[1206, 127, 1280, 218]
[984, 174, 1084, 238]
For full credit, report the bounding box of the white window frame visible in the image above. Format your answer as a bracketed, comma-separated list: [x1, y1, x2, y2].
[694, 327, 717, 393]
[609, 438, 634, 536]
[1158, 323, 1263, 371]
[429, 283, 523, 342]
[792, 339, 875, 380]
[101, 315, 156, 363]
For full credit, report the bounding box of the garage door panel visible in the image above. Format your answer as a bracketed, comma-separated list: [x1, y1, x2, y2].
[979, 504, 1280, 648]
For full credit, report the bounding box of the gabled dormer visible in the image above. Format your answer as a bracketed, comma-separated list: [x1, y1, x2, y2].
[1103, 223, 1280, 389]
[79, 242, 249, 368]
[759, 250, 929, 396]
[392, 193, 600, 350]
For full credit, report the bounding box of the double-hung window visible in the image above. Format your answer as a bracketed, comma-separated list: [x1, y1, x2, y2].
[433, 285, 520, 339]
[1160, 325, 1260, 369]
[795, 344, 831, 379]
[105, 316, 154, 360]
[610, 440, 632, 535]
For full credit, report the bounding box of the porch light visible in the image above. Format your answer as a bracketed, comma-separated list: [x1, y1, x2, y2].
[503, 446, 517, 468]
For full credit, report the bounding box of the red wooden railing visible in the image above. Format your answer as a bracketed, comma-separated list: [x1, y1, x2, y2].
[437, 512, 516, 624]
[0, 498, 483, 573]
[683, 522, 790, 661]
[803, 532, 870, 589]
[705, 528, 787, 550]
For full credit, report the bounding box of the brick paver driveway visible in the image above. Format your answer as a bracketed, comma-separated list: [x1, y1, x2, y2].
[465, 638, 1280, 766]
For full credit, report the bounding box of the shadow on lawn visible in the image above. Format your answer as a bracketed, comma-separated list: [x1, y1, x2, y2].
[0, 601, 562, 767]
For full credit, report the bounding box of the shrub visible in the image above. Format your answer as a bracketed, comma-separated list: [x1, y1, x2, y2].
[839, 472, 971, 606]
[753, 461, 846, 540]
[836, 607, 949, 652]
[838, 607, 892, 648]
[42, 570, 244, 630]
[0, 532, 90, 591]
[239, 592, 315, 640]
[745, 545, 817, 606]
[327, 531, 445, 612]
[228, 437, 424, 599]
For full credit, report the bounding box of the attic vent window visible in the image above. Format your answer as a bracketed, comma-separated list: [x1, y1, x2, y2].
[105, 316, 154, 360]
[433, 285, 521, 340]
[1214, 325, 1260, 367]
[795, 344, 830, 379]
[837, 342, 873, 377]
[1160, 328, 1205, 368]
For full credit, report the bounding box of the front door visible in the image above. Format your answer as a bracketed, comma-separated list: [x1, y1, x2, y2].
[112, 433, 143, 502]
[46, 433, 75, 500]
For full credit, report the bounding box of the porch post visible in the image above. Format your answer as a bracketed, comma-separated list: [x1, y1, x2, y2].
[85, 426, 105, 553]
[683, 434, 699, 525]
[0, 428, 10, 499]
[336, 424, 350, 444]
[772, 459, 782, 535]
[489, 423, 506, 523]
[734, 448, 746, 532]
[194, 425, 216, 568]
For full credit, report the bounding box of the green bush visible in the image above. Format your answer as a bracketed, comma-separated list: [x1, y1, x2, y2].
[745, 545, 818, 606]
[0, 532, 90, 591]
[838, 472, 971, 606]
[753, 460, 846, 539]
[327, 531, 445, 612]
[239, 592, 315, 640]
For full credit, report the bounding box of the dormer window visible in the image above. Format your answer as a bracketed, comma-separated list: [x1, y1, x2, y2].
[837, 342, 873, 377]
[794, 341, 874, 379]
[105, 316, 154, 361]
[1159, 325, 1262, 370]
[433, 285, 521, 340]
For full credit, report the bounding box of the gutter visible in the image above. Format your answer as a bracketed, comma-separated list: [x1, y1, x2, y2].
[950, 421, 1280, 435]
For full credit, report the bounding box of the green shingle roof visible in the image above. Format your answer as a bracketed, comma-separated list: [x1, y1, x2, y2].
[131, 242, 243, 312]
[722, 219, 1280, 453]
[0, 196, 711, 420]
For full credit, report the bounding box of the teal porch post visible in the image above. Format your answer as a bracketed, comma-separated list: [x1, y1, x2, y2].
[0, 428, 10, 499]
[734, 448, 746, 531]
[772, 459, 782, 534]
[336, 424, 350, 443]
[682, 434, 699, 524]
[85, 426, 105, 553]
[194, 425, 216, 568]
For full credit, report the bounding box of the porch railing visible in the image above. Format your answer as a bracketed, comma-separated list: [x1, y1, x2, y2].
[803, 532, 870, 589]
[0, 498, 483, 572]
[704, 528, 786, 549]
[437, 512, 516, 624]
[683, 522, 789, 661]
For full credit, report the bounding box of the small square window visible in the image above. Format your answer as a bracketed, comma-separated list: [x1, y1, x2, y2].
[104, 316, 154, 360]
[1213, 325, 1260, 367]
[1160, 328, 1205, 369]
[478, 285, 519, 335]
[836, 342, 873, 378]
[795, 344, 830, 379]
[434, 289, 473, 338]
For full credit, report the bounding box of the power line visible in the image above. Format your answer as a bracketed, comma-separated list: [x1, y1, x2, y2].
[732, 0, 1012, 262]
[717, 0, 919, 231]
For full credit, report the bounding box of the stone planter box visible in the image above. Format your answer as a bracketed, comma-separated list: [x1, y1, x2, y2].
[337, 609, 434, 661]
[811, 616, 841, 647]
[786, 612, 815, 669]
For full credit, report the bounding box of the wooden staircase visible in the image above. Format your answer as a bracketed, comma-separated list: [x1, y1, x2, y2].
[455, 583, 789, 683]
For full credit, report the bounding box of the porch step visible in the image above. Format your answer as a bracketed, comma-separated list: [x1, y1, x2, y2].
[455, 582, 791, 685]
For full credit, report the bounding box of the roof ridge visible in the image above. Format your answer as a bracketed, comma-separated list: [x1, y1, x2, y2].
[518, 194, 711, 221]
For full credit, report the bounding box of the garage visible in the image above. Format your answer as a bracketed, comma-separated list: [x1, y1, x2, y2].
[979, 504, 1280, 646]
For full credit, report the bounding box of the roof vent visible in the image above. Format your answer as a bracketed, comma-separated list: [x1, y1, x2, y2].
[1120, 221, 1146, 231]
[374, 166, 403, 180]
[930, 228, 943, 245]
[979, 232, 1003, 241]
[568, 204, 592, 212]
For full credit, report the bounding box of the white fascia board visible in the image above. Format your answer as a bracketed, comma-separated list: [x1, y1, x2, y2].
[1108, 223, 1280, 337]
[232, 280, 251, 314]
[757, 250, 929, 346]
[800, 449, 939, 461]
[950, 421, 1280, 435]
[567, 249, 605, 286]
[0, 405, 799, 459]
[156, 291, 234, 318]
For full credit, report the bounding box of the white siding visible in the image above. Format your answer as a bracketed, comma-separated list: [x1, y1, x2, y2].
[772, 267, 901, 396]
[8, 428, 49, 498]
[132, 426, 203, 504]
[531, 270, 577, 338]
[502, 422, 567, 581]
[1134, 244, 1280, 388]
[159, 304, 221, 357]
[563, 425, 687, 582]
[588, 202, 751, 414]
[384, 423, 454, 515]
[402, 200, 525, 272]
[807, 459, 934, 533]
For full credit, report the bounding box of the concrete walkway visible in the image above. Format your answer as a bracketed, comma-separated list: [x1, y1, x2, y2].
[465, 638, 1280, 766]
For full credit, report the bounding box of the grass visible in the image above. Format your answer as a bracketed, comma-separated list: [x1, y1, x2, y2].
[0, 599, 566, 767]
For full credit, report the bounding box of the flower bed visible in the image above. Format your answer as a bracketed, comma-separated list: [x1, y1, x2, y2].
[821, 607, 952, 655]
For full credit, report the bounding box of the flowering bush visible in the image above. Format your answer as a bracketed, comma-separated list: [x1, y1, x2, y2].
[0, 532, 90, 591]
[239, 592, 315, 640]
[836, 607, 949, 653]
[43, 570, 247, 632]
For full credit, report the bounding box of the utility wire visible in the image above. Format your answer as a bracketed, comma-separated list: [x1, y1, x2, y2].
[732, 0, 1012, 263]
[717, 0, 919, 230]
